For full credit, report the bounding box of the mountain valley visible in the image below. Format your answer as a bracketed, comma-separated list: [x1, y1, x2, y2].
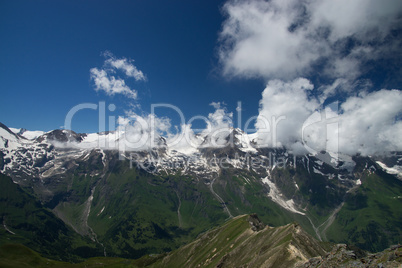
[1, 122, 402, 265]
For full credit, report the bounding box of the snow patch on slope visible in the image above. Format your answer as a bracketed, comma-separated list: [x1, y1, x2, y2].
[22, 130, 45, 140]
[9, 128, 45, 140]
[0, 127, 20, 150]
[97, 206, 105, 216]
[80, 132, 120, 149]
[235, 131, 257, 153]
[261, 176, 305, 215]
[376, 161, 402, 179]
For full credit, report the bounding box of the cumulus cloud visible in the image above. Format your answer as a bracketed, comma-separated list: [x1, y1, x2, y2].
[117, 111, 171, 151]
[104, 52, 146, 81]
[255, 78, 318, 148]
[219, 0, 402, 80]
[90, 68, 137, 99]
[90, 52, 146, 99]
[163, 103, 236, 153]
[200, 102, 233, 148]
[115, 102, 236, 152]
[255, 78, 402, 155]
[166, 124, 201, 155]
[338, 89, 402, 155]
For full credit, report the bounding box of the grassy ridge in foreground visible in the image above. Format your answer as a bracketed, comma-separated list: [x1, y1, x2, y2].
[152, 214, 326, 268]
[0, 215, 326, 268]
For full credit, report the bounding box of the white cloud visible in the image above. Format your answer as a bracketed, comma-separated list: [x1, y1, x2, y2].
[166, 124, 201, 155]
[164, 103, 237, 153]
[90, 52, 146, 99]
[90, 68, 137, 99]
[219, 0, 318, 79]
[113, 102, 237, 154]
[117, 111, 171, 151]
[255, 78, 402, 155]
[317, 78, 373, 104]
[338, 89, 402, 155]
[219, 0, 402, 155]
[200, 102, 233, 148]
[104, 53, 146, 81]
[219, 0, 402, 80]
[255, 78, 318, 148]
[113, 103, 236, 153]
[309, 0, 402, 42]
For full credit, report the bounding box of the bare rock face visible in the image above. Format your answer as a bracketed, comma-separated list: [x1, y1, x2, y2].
[36, 129, 86, 143]
[299, 244, 402, 268]
[248, 213, 265, 232]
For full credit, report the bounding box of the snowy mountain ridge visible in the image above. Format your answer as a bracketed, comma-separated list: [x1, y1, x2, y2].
[2, 121, 402, 255]
[2, 122, 402, 188]
[1, 122, 401, 215]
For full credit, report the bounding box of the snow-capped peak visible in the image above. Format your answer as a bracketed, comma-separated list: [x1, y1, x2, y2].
[9, 127, 45, 140]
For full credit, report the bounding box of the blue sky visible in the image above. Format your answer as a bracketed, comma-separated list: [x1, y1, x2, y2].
[1, 0, 402, 155]
[0, 0, 263, 133]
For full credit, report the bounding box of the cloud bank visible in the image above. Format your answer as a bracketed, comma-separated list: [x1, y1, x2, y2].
[116, 111, 171, 151]
[255, 78, 317, 148]
[116, 102, 236, 153]
[338, 89, 402, 155]
[254, 79, 402, 155]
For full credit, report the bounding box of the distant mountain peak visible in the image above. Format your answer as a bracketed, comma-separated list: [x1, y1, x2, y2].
[36, 129, 87, 143]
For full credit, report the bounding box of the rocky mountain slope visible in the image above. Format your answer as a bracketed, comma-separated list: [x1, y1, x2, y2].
[301, 243, 402, 268]
[1, 121, 402, 260]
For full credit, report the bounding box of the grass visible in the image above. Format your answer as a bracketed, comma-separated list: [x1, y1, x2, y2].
[326, 169, 402, 252]
[0, 173, 103, 262]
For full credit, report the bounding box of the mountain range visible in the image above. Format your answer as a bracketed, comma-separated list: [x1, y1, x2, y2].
[1, 121, 402, 265]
